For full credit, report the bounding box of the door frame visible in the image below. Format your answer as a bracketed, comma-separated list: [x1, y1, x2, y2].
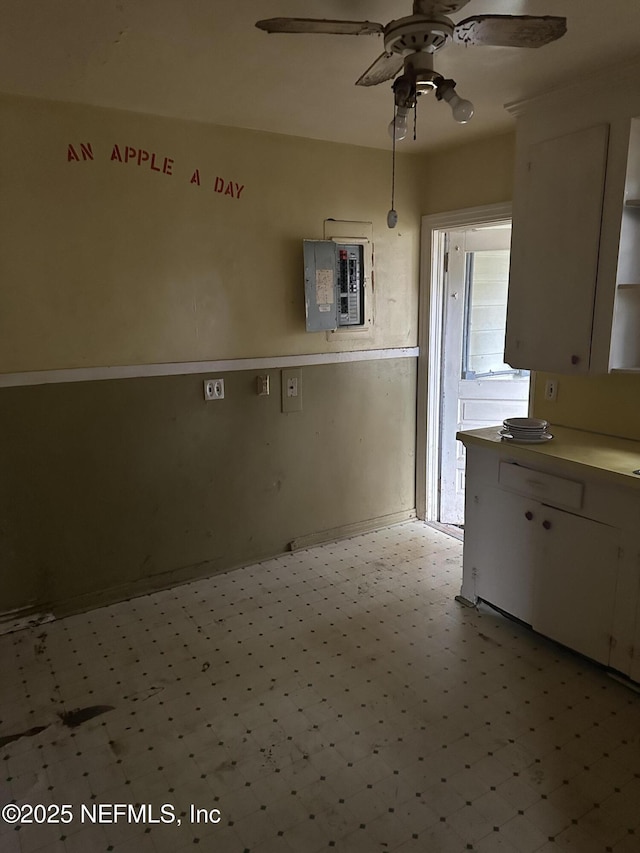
[416, 201, 531, 522]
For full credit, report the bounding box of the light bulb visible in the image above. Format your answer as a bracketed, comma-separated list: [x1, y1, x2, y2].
[449, 93, 474, 123]
[437, 80, 475, 124]
[388, 106, 409, 141]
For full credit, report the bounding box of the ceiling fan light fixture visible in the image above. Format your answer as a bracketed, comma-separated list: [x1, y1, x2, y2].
[388, 105, 411, 141]
[403, 51, 441, 94]
[415, 71, 440, 94]
[436, 78, 474, 123]
[450, 93, 474, 123]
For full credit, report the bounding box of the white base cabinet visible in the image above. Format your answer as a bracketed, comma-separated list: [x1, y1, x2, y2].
[463, 484, 536, 625]
[460, 434, 640, 680]
[531, 506, 619, 666]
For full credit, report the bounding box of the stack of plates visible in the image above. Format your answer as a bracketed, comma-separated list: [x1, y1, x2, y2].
[500, 417, 553, 444]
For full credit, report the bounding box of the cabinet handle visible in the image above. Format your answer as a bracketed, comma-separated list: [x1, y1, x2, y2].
[525, 511, 533, 521]
[571, 354, 580, 365]
[542, 520, 552, 530]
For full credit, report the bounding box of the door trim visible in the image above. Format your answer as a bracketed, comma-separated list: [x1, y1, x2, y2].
[416, 202, 515, 522]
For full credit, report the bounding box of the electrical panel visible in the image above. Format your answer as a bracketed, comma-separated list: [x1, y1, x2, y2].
[337, 245, 364, 326]
[303, 240, 365, 332]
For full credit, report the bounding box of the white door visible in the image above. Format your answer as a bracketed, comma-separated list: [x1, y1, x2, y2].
[439, 224, 529, 525]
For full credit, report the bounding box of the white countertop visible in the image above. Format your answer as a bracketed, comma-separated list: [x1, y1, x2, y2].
[457, 425, 640, 490]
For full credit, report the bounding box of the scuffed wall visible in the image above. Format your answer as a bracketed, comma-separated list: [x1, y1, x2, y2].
[0, 94, 422, 620]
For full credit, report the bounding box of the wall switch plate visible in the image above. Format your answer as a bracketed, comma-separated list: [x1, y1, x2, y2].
[281, 368, 302, 413]
[204, 378, 225, 400]
[544, 379, 558, 401]
[256, 375, 270, 396]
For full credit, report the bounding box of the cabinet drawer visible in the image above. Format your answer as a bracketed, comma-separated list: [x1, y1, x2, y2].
[498, 461, 584, 509]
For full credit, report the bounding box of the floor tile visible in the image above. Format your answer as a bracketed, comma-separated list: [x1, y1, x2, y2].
[0, 521, 638, 853]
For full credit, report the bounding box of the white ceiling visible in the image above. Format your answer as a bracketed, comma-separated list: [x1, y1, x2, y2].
[2, 1, 640, 153]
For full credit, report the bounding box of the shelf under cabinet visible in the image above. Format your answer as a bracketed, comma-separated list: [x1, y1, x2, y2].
[625, 199, 640, 207]
[617, 282, 640, 289]
[611, 367, 640, 373]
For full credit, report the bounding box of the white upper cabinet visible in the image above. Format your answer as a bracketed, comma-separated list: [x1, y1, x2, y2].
[504, 57, 640, 375]
[506, 125, 609, 374]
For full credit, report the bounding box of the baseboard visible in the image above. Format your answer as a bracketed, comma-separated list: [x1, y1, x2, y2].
[0, 554, 278, 630]
[288, 509, 417, 551]
[46, 555, 273, 622]
[1, 511, 418, 633]
[0, 606, 56, 636]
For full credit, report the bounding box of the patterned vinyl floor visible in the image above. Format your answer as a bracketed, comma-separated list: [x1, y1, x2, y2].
[1, 521, 638, 853]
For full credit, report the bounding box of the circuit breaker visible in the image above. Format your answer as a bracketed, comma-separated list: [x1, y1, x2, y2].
[303, 240, 365, 332]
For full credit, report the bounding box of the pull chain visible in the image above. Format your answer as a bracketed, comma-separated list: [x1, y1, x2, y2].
[387, 107, 398, 229]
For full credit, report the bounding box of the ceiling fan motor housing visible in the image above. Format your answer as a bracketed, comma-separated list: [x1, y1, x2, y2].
[404, 52, 442, 93]
[384, 15, 454, 55]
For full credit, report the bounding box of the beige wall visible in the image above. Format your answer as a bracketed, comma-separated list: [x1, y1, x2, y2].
[0, 360, 416, 616]
[419, 131, 516, 215]
[4, 93, 640, 621]
[0, 94, 423, 621]
[0, 94, 421, 373]
[532, 372, 640, 441]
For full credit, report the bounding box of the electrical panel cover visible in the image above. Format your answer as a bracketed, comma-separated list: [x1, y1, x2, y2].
[303, 240, 365, 332]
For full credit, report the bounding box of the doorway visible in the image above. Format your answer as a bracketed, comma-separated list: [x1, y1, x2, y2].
[416, 203, 531, 527]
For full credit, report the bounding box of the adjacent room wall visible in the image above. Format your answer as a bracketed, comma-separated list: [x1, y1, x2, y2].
[0, 94, 422, 622]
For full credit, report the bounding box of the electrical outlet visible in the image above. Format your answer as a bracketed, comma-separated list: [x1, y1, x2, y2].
[281, 368, 302, 413]
[204, 378, 224, 400]
[544, 379, 558, 401]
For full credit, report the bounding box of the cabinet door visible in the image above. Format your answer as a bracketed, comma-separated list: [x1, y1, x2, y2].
[532, 506, 619, 665]
[505, 124, 609, 373]
[464, 486, 538, 624]
[609, 538, 640, 677]
[631, 614, 640, 684]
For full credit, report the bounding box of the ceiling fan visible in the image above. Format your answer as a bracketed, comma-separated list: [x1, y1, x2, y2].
[257, 1, 566, 226]
[256, 1, 567, 132]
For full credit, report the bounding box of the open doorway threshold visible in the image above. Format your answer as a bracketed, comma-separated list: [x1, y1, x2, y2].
[425, 520, 464, 542]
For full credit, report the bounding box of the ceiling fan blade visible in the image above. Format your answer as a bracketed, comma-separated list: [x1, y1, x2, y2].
[355, 52, 405, 87]
[454, 15, 567, 48]
[256, 18, 384, 36]
[414, 0, 472, 15]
